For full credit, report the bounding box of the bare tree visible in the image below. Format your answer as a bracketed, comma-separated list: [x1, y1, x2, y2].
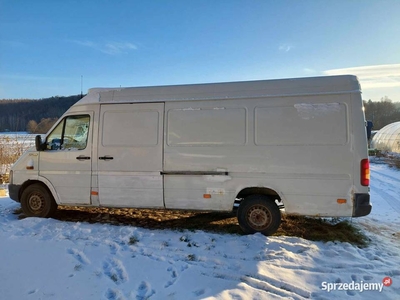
[364, 97, 400, 130]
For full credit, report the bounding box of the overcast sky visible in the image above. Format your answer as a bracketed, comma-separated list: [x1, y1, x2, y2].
[0, 0, 399, 101]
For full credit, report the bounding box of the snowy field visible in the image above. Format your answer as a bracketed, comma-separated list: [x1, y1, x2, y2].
[0, 132, 36, 143]
[0, 132, 35, 175]
[0, 163, 399, 300]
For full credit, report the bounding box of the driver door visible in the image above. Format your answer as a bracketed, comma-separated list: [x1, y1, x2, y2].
[39, 113, 93, 204]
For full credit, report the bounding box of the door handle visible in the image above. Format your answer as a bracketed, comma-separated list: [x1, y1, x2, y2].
[76, 155, 90, 161]
[99, 155, 114, 161]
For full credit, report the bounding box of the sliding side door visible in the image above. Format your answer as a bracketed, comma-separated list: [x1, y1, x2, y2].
[97, 103, 164, 208]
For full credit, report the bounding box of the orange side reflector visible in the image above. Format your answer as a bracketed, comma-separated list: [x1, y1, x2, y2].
[203, 194, 211, 199]
[337, 199, 347, 204]
[26, 166, 34, 170]
[91, 191, 99, 196]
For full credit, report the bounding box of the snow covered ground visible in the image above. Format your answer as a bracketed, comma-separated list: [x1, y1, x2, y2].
[0, 163, 399, 300]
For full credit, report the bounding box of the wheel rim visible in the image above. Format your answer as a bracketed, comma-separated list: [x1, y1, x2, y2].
[28, 193, 45, 212]
[246, 205, 272, 230]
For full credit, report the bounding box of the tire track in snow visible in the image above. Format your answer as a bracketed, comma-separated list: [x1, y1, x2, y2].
[200, 270, 311, 299]
[371, 165, 400, 183]
[241, 275, 310, 300]
[126, 237, 311, 297]
[370, 176, 400, 213]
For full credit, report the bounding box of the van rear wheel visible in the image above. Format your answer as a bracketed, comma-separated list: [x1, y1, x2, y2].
[21, 184, 58, 218]
[237, 194, 281, 236]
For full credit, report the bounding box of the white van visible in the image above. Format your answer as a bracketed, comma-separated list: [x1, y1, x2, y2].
[8, 75, 371, 235]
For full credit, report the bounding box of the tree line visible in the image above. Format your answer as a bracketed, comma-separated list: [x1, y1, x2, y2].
[0, 95, 82, 133]
[363, 97, 400, 130]
[0, 94, 398, 134]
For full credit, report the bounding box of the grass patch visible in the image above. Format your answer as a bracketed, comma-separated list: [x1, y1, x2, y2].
[179, 235, 190, 243]
[128, 236, 139, 245]
[388, 156, 400, 169]
[186, 254, 197, 261]
[0, 135, 33, 181]
[369, 150, 400, 170]
[277, 215, 369, 247]
[368, 148, 380, 156]
[74, 264, 82, 271]
[110, 274, 119, 283]
[53, 206, 369, 246]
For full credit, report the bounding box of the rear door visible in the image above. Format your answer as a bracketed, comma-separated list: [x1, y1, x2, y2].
[97, 103, 164, 208]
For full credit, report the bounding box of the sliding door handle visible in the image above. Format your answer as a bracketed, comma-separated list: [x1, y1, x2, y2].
[76, 155, 90, 161]
[99, 155, 114, 161]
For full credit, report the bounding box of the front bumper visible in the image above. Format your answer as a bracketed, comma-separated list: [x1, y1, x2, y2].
[352, 193, 371, 217]
[8, 184, 21, 202]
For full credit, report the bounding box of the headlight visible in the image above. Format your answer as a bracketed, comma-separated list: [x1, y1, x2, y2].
[9, 170, 13, 185]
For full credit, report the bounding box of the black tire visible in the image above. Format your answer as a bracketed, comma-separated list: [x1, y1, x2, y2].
[237, 194, 281, 236]
[21, 184, 58, 218]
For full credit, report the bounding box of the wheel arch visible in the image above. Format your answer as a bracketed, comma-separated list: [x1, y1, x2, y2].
[234, 186, 285, 210]
[19, 178, 59, 204]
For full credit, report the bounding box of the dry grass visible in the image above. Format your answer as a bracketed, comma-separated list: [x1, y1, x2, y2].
[277, 215, 368, 247]
[369, 150, 400, 170]
[16, 206, 368, 247]
[0, 135, 33, 182]
[388, 156, 400, 169]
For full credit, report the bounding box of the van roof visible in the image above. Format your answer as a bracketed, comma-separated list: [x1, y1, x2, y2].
[76, 75, 360, 105]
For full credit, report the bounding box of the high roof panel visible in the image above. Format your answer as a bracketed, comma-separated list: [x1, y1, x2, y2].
[77, 75, 360, 105]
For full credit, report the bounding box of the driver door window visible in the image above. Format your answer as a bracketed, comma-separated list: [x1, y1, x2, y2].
[46, 115, 90, 150]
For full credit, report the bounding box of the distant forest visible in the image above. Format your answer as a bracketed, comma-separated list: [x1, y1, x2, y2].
[0, 95, 82, 133]
[363, 97, 400, 130]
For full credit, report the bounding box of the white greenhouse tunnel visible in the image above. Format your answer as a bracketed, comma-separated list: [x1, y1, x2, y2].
[371, 121, 400, 153]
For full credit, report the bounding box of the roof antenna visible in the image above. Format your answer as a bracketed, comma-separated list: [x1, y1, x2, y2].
[80, 75, 83, 99]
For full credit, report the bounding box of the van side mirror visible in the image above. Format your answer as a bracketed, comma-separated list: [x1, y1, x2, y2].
[35, 135, 45, 151]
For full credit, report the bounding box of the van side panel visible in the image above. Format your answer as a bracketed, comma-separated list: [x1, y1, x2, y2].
[164, 95, 356, 216]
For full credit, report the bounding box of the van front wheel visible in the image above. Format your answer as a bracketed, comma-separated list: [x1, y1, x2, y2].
[237, 195, 281, 236]
[21, 184, 58, 218]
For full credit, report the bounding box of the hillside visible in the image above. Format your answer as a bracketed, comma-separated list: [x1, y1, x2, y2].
[1, 94, 398, 133]
[0, 95, 82, 132]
